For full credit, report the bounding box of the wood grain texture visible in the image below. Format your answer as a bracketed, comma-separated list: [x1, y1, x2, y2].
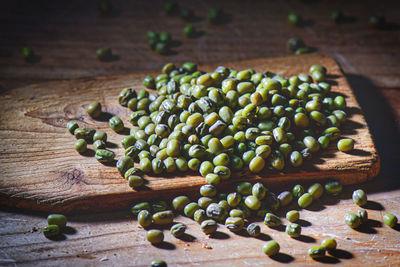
[1, 0, 399, 90]
[0, 54, 379, 213]
[0, 187, 399, 266]
[0, 1, 399, 265]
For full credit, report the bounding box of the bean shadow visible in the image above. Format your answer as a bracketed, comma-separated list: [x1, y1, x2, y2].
[99, 54, 120, 62]
[314, 256, 341, 263]
[210, 231, 230, 239]
[96, 112, 114, 122]
[270, 253, 295, 263]
[102, 159, 118, 167]
[344, 149, 372, 157]
[233, 229, 250, 238]
[326, 74, 341, 80]
[256, 233, 271, 241]
[342, 119, 365, 131]
[132, 184, 151, 191]
[118, 127, 131, 136]
[270, 224, 286, 232]
[327, 79, 339, 86]
[336, 16, 357, 24]
[354, 223, 377, 234]
[178, 233, 197, 242]
[153, 241, 176, 250]
[346, 74, 400, 191]
[321, 195, 341, 206]
[303, 201, 325, 212]
[297, 219, 312, 227]
[63, 226, 77, 235]
[25, 54, 41, 63]
[368, 219, 382, 228]
[392, 224, 400, 232]
[106, 141, 118, 149]
[80, 148, 95, 157]
[46, 234, 67, 241]
[147, 223, 173, 231]
[364, 200, 384, 211]
[293, 235, 316, 243]
[328, 249, 354, 259]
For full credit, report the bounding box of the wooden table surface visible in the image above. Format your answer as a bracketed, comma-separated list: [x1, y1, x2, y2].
[1, 0, 399, 266]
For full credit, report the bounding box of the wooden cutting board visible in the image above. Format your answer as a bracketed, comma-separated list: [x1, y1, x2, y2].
[0, 54, 379, 214]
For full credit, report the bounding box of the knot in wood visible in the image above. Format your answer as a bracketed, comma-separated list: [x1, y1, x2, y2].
[61, 168, 85, 186]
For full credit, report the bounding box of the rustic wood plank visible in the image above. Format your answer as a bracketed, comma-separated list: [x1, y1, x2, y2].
[0, 54, 379, 213]
[0, 1, 399, 265]
[0, 188, 399, 266]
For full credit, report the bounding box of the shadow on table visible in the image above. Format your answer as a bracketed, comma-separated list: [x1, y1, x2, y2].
[346, 74, 400, 192]
[270, 253, 295, 263]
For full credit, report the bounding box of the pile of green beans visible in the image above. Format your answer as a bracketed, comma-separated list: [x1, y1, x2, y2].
[67, 62, 354, 188]
[115, 62, 352, 185]
[64, 61, 369, 262]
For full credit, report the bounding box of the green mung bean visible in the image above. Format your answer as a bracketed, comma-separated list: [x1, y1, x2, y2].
[263, 240, 280, 256]
[47, 214, 67, 228]
[383, 213, 397, 228]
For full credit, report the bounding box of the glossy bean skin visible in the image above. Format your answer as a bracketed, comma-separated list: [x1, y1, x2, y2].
[170, 223, 187, 237]
[138, 210, 152, 228]
[150, 259, 167, 267]
[308, 246, 326, 259]
[247, 223, 261, 237]
[146, 230, 164, 244]
[337, 138, 354, 152]
[47, 214, 67, 228]
[286, 223, 301, 238]
[172, 196, 190, 212]
[86, 101, 102, 118]
[286, 210, 300, 222]
[383, 213, 398, 228]
[321, 238, 337, 251]
[264, 213, 281, 227]
[225, 217, 245, 232]
[344, 213, 361, 228]
[298, 193, 313, 208]
[43, 225, 60, 238]
[201, 219, 218, 235]
[352, 189, 367, 206]
[263, 241, 280, 256]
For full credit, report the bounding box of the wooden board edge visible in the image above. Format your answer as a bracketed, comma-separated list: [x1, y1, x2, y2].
[0, 155, 380, 214]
